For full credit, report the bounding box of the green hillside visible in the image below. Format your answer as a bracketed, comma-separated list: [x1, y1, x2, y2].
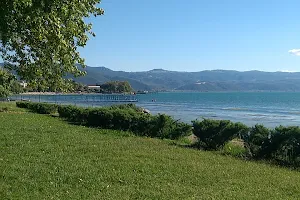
[1, 102, 300, 199]
[78, 66, 300, 91]
[3, 62, 300, 91]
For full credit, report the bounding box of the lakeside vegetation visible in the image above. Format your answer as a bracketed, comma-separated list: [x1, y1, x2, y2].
[0, 68, 24, 98]
[1, 102, 300, 199]
[0, 69, 134, 98]
[1, 1, 300, 198]
[15, 101, 300, 169]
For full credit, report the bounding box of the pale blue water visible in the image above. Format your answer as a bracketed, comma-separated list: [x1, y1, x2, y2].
[137, 92, 300, 127]
[13, 92, 300, 127]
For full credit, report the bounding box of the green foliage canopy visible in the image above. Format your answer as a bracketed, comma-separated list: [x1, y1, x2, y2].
[0, 0, 104, 91]
[101, 81, 133, 93]
[0, 68, 15, 97]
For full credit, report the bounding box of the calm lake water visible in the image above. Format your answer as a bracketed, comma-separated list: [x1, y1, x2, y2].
[14, 92, 300, 127]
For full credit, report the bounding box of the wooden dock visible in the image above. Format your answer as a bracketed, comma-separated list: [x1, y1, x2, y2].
[10, 94, 138, 104]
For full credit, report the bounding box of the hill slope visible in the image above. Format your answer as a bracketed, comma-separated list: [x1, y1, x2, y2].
[80, 66, 300, 91]
[3, 62, 300, 91]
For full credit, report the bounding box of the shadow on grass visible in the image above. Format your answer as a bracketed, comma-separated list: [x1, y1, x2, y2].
[167, 139, 200, 150]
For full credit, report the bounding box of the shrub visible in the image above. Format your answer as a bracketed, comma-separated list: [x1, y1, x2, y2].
[16, 101, 30, 108]
[149, 114, 174, 138]
[17, 101, 57, 114]
[243, 124, 271, 158]
[32, 103, 57, 114]
[86, 108, 114, 128]
[110, 109, 135, 130]
[0, 85, 10, 98]
[19, 102, 191, 140]
[130, 113, 154, 136]
[109, 103, 143, 112]
[149, 114, 192, 139]
[170, 121, 193, 140]
[192, 119, 249, 150]
[244, 125, 300, 167]
[266, 126, 300, 167]
[58, 105, 89, 124]
[58, 104, 191, 140]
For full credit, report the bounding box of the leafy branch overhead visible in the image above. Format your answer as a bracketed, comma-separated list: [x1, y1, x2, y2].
[0, 0, 104, 91]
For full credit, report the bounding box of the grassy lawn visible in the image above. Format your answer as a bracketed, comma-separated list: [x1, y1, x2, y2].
[1, 102, 300, 199]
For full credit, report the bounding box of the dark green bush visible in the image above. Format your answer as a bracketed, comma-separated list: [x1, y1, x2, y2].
[110, 109, 135, 130]
[170, 121, 193, 140]
[192, 119, 249, 150]
[243, 124, 300, 167]
[243, 124, 271, 158]
[86, 108, 114, 128]
[16, 101, 30, 108]
[58, 105, 89, 124]
[58, 104, 191, 140]
[149, 114, 192, 139]
[130, 113, 154, 136]
[109, 103, 143, 112]
[32, 103, 57, 114]
[265, 126, 300, 167]
[17, 101, 57, 114]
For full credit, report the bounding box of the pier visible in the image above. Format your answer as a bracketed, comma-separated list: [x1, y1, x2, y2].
[10, 94, 138, 105]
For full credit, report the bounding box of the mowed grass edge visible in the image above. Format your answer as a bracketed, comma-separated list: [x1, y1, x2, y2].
[1, 102, 300, 199]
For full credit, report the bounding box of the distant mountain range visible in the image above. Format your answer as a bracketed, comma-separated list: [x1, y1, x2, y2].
[3, 62, 300, 91]
[76, 66, 300, 92]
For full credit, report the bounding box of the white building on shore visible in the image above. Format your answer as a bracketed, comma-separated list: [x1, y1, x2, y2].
[87, 85, 101, 90]
[20, 81, 28, 88]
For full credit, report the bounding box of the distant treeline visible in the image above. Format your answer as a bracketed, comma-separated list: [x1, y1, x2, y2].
[21, 80, 133, 94]
[17, 101, 300, 169]
[0, 68, 24, 98]
[72, 81, 132, 93]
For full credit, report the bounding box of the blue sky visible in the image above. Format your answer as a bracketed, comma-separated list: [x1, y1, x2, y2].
[78, 0, 300, 72]
[2, 0, 300, 72]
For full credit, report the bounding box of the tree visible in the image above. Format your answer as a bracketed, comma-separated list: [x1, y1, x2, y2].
[9, 80, 24, 94]
[0, 68, 17, 97]
[101, 81, 133, 93]
[0, 85, 10, 98]
[0, 0, 104, 91]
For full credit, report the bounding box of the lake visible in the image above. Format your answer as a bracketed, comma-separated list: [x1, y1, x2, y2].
[13, 92, 300, 127]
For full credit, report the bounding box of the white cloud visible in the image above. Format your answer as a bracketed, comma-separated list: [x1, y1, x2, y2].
[289, 49, 300, 56]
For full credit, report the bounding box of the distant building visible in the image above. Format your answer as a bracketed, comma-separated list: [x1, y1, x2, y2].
[20, 81, 27, 88]
[87, 85, 101, 90]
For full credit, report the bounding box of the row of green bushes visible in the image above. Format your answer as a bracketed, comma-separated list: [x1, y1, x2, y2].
[16, 101, 58, 114]
[16, 101, 300, 168]
[16, 102, 192, 140]
[192, 119, 300, 167]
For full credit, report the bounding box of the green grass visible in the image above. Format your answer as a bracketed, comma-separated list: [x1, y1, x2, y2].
[1, 103, 300, 199]
[221, 139, 248, 158]
[0, 102, 26, 113]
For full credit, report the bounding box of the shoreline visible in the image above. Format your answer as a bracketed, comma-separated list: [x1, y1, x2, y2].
[20, 92, 136, 95]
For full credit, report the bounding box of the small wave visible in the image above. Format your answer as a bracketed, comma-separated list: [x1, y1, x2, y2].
[222, 107, 249, 111]
[247, 113, 293, 118]
[247, 113, 268, 117]
[288, 111, 300, 115]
